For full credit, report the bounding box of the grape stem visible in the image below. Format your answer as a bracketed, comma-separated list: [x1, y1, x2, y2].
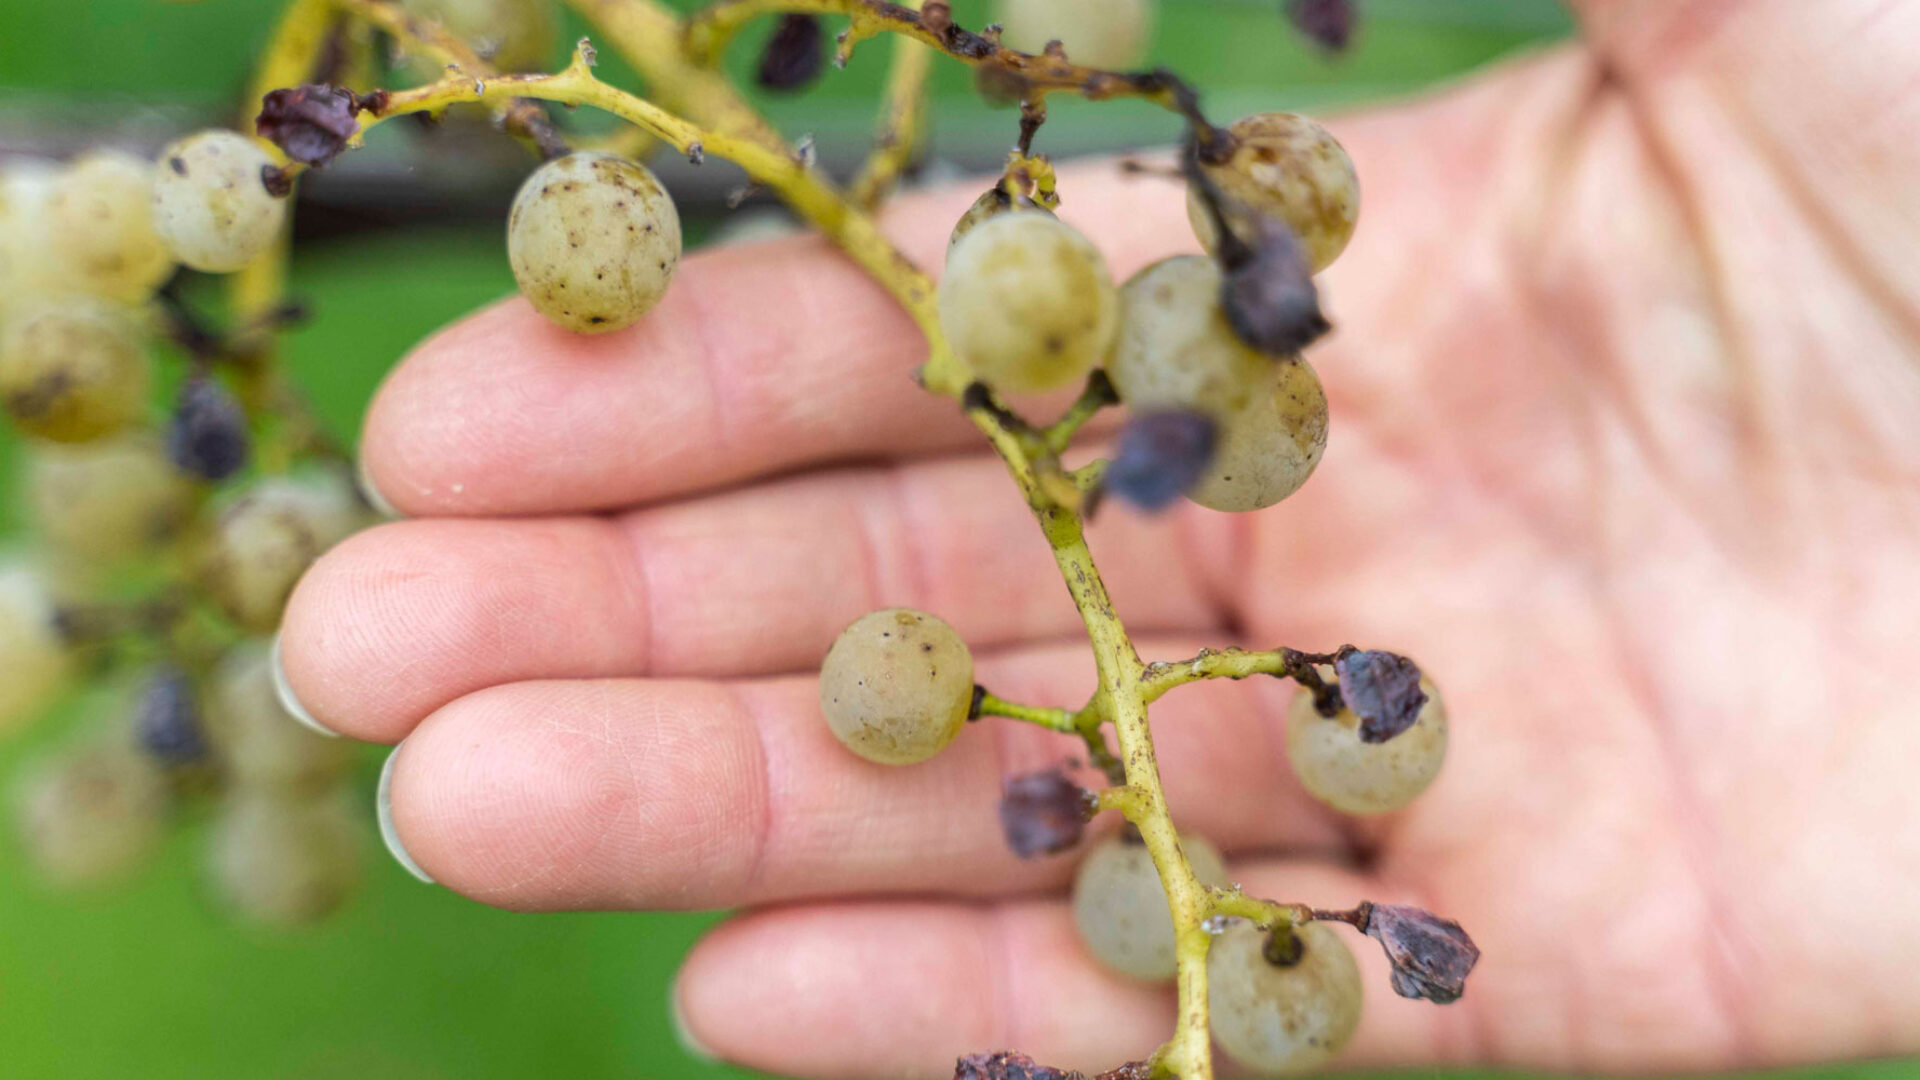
[848, 0, 932, 209]
[251, 3, 1309, 1076]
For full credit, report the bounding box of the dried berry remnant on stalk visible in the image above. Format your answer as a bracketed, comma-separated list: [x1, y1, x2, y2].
[1286, 0, 1357, 53]
[135, 666, 208, 765]
[507, 152, 682, 333]
[998, 768, 1094, 857]
[757, 14, 825, 90]
[1103, 410, 1217, 511]
[819, 609, 974, 765]
[1217, 217, 1330, 355]
[1334, 649, 1427, 743]
[256, 83, 361, 166]
[1360, 902, 1481, 1004]
[167, 375, 252, 482]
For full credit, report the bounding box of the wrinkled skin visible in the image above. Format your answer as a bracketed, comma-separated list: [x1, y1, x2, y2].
[279, 2, 1920, 1075]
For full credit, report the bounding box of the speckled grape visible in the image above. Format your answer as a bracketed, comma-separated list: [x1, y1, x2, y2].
[0, 299, 150, 443]
[152, 130, 287, 273]
[819, 608, 973, 765]
[939, 212, 1119, 394]
[1209, 921, 1363, 1073]
[1188, 112, 1359, 275]
[507, 152, 682, 334]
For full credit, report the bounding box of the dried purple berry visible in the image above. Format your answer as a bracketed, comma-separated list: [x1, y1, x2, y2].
[1104, 410, 1218, 512]
[167, 376, 250, 482]
[1286, 0, 1357, 53]
[1362, 903, 1479, 1004]
[955, 1052, 1081, 1080]
[256, 83, 359, 167]
[998, 769, 1094, 858]
[757, 14, 825, 90]
[135, 666, 206, 764]
[1334, 649, 1426, 743]
[1219, 217, 1330, 355]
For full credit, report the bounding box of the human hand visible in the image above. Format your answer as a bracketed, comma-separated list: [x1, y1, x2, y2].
[276, 1, 1920, 1073]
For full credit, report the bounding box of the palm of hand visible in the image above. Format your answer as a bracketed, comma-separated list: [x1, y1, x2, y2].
[279, 3, 1920, 1075]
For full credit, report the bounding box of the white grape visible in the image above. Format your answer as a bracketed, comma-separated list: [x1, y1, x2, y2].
[14, 733, 168, 886]
[400, 0, 556, 74]
[1109, 257, 1327, 511]
[0, 164, 59, 317]
[1188, 112, 1360, 275]
[993, 0, 1156, 69]
[1072, 831, 1230, 981]
[202, 470, 366, 633]
[0, 560, 74, 734]
[507, 152, 682, 334]
[1209, 921, 1363, 1073]
[206, 787, 361, 925]
[0, 298, 150, 443]
[151, 130, 287, 273]
[1287, 673, 1447, 815]
[946, 187, 1051, 257]
[819, 608, 973, 765]
[939, 211, 1119, 394]
[45, 150, 175, 302]
[206, 641, 355, 793]
[25, 434, 195, 565]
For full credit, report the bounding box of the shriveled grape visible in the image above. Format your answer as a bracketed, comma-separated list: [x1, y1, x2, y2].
[939, 212, 1119, 394]
[1287, 673, 1447, 815]
[151, 130, 287, 273]
[205, 641, 354, 793]
[45, 150, 174, 302]
[202, 470, 365, 633]
[507, 152, 682, 334]
[1188, 112, 1360, 274]
[14, 734, 168, 886]
[25, 434, 196, 564]
[1209, 921, 1363, 1073]
[1071, 831, 1230, 982]
[0, 562, 73, 734]
[819, 608, 973, 765]
[1109, 257, 1327, 511]
[993, 0, 1156, 70]
[206, 788, 361, 925]
[0, 299, 150, 443]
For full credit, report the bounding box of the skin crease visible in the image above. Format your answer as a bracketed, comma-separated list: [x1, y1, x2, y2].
[275, 1, 1920, 1076]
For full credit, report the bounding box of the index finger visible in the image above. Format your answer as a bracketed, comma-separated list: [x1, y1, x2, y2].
[359, 163, 1196, 517]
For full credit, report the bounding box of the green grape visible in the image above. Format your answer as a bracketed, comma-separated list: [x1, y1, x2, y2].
[1287, 673, 1446, 815]
[206, 787, 361, 925]
[946, 187, 1052, 257]
[25, 434, 195, 565]
[506, 152, 682, 334]
[399, 0, 556, 74]
[1188, 357, 1327, 513]
[1071, 831, 1230, 982]
[1109, 257, 1327, 511]
[1209, 921, 1363, 1073]
[938, 212, 1119, 394]
[45, 150, 175, 303]
[993, 0, 1156, 70]
[0, 298, 150, 443]
[202, 470, 366, 634]
[151, 130, 288, 273]
[14, 733, 168, 886]
[1188, 112, 1360, 275]
[0, 561, 74, 735]
[0, 165, 58, 319]
[206, 641, 355, 792]
[818, 608, 973, 765]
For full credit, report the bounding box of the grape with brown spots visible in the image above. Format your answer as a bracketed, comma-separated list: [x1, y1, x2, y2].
[819, 608, 974, 765]
[939, 211, 1119, 394]
[507, 152, 683, 334]
[1188, 112, 1360, 275]
[151, 130, 288, 273]
[0, 299, 150, 443]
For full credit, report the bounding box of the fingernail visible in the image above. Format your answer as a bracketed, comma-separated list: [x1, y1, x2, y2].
[271, 632, 339, 738]
[378, 745, 435, 884]
[668, 972, 717, 1064]
[355, 454, 403, 520]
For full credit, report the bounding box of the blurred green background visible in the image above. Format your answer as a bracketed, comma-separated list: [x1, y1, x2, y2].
[0, 2, 1910, 1079]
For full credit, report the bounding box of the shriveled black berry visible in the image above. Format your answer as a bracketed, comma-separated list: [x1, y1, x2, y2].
[135, 666, 207, 764]
[1286, 0, 1357, 52]
[1334, 649, 1427, 743]
[1219, 217, 1330, 355]
[1361, 902, 1480, 1004]
[167, 376, 250, 482]
[955, 1051, 1082, 1080]
[1103, 410, 1218, 512]
[997, 768, 1093, 858]
[756, 14, 825, 91]
[256, 83, 359, 167]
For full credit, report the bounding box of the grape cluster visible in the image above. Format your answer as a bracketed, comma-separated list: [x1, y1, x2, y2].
[0, 125, 374, 923]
